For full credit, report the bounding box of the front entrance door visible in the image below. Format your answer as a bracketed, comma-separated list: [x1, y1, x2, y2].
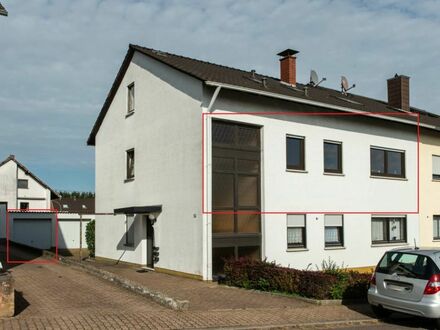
[146, 217, 154, 268]
[211, 120, 262, 275]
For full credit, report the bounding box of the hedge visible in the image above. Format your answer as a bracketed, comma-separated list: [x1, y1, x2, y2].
[85, 220, 95, 257]
[223, 258, 371, 300]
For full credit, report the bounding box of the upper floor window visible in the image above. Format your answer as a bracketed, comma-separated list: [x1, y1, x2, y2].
[287, 214, 306, 248]
[324, 141, 342, 174]
[127, 83, 135, 113]
[371, 216, 406, 244]
[370, 147, 405, 178]
[17, 179, 28, 189]
[433, 156, 440, 181]
[286, 135, 305, 171]
[126, 149, 135, 180]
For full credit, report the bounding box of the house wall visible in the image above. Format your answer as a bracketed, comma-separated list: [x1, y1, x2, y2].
[16, 166, 51, 209]
[95, 51, 203, 276]
[419, 129, 440, 247]
[207, 90, 419, 270]
[0, 161, 16, 238]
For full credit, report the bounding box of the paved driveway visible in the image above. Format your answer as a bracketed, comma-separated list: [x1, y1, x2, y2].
[0, 242, 426, 329]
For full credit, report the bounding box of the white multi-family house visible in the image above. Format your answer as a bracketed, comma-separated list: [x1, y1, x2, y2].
[0, 155, 59, 249]
[88, 45, 440, 280]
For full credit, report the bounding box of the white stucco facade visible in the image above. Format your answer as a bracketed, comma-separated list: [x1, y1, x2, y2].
[93, 49, 421, 280]
[94, 51, 204, 276]
[0, 157, 54, 240]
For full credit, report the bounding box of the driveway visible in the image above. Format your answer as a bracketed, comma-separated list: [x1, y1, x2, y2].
[0, 242, 431, 329]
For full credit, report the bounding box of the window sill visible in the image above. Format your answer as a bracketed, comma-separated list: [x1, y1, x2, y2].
[126, 111, 135, 118]
[370, 175, 407, 181]
[433, 239, 440, 242]
[124, 178, 135, 183]
[323, 172, 345, 177]
[324, 246, 345, 250]
[432, 179, 440, 182]
[371, 242, 408, 247]
[286, 169, 308, 174]
[286, 248, 308, 252]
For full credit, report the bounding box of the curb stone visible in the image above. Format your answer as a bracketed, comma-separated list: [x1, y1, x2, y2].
[213, 318, 380, 329]
[42, 251, 189, 311]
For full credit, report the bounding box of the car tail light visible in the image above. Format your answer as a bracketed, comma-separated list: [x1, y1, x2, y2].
[424, 274, 440, 295]
[370, 272, 376, 286]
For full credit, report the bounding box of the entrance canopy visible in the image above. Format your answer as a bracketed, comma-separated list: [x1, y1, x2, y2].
[113, 205, 162, 215]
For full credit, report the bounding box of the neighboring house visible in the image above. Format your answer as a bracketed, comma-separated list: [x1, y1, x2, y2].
[0, 2, 7, 16]
[0, 155, 59, 249]
[87, 44, 440, 280]
[52, 198, 95, 251]
[420, 130, 440, 247]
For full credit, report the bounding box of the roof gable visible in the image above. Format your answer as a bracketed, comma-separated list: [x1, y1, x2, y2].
[0, 155, 60, 199]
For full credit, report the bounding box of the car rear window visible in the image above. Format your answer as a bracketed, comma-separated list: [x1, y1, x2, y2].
[376, 252, 440, 280]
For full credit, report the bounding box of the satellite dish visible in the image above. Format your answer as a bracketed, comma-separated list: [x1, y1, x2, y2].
[310, 70, 319, 86]
[309, 69, 326, 87]
[341, 76, 356, 95]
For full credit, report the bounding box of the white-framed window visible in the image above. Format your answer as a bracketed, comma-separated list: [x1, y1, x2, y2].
[433, 155, 440, 180]
[324, 214, 343, 247]
[371, 216, 407, 244]
[287, 214, 306, 248]
[127, 82, 135, 113]
[434, 215, 440, 240]
[125, 214, 135, 246]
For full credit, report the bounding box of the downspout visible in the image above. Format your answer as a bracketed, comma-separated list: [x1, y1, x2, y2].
[204, 85, 221, 280]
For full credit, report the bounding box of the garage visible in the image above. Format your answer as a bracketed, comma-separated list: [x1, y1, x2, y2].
[12, 218, 52, 249]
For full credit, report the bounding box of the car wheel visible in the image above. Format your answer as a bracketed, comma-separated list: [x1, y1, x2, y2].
[371, 305, 392, 319]
[434, 318, 440, 329]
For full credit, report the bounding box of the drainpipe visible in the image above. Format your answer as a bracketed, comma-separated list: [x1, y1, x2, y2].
[79, 213, 83, 262]
[207, 86, 221, 113]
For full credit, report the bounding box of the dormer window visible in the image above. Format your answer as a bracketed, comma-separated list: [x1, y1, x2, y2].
[127, 83, 135, 113]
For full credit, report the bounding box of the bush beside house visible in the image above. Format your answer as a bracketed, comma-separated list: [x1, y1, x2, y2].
[223, 258, 371, 300]
[85, 220, 95, 257]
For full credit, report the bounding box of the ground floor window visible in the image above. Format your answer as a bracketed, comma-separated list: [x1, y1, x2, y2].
[125, 214, 135, 246]
[324, 214, 343, 247]
[434, 215, 440, 240]
[287, 214, 306, 248]
[371, 216, 406, 244]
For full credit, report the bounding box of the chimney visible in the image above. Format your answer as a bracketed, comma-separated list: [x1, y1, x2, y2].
[387, 74, 410, 111]
[277, 48, 299, 86]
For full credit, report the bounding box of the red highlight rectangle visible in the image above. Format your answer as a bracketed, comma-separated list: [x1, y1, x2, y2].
[202, 111, 420, 215]
[6, 209, 58, 264]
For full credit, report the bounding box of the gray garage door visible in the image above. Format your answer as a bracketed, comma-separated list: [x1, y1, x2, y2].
[12, 219, 52, 249]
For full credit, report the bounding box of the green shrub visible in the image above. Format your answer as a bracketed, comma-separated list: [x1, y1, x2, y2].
[85, 220, 95, 257]
[223, 258, 371, 301]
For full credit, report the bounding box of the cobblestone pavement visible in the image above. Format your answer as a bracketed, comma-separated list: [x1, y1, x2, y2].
[0, 243, 417, 329]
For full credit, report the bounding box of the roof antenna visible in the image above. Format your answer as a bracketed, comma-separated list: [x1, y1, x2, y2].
[341, 76, 356, 95]
[309, 70, 326, 87]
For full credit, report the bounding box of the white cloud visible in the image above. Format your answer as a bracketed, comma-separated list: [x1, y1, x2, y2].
[0, 0, 439, 190]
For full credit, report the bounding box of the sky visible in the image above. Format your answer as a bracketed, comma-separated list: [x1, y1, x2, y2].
[0, 0, 439, 192]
